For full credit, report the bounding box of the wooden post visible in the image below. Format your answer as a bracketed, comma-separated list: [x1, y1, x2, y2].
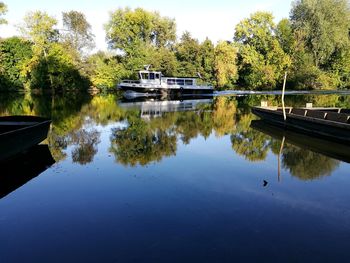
[282, 71, 287, 122]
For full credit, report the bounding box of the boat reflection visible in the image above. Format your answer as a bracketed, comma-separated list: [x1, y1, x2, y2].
[0, 145, 55, 199]
[251, 120, 350, 163]
[119, 96, 213, 120]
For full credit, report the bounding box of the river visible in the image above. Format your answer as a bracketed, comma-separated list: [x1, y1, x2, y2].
[0, 92, 350, 262]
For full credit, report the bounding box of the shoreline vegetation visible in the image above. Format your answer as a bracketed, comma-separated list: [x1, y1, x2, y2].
[0, 0, 350, 93]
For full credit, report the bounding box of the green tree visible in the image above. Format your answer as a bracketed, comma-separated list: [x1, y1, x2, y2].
[0, 37, 33, 90]
[198, 38, 215, 84]
[19, 11, 58, 89]
[175, 31, 201, 77]
[62, 11, 95, 54]
[20, 11, 58, 55]
[234, 12, 291, 89]
[290, 0, 350, 68]
[0, 1, 7, 25]
[213, 41, 238, 88]
[88, 51, 127, 89]
[105, 7, 176, 56]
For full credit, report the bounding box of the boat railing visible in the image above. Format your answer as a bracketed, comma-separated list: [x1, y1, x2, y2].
[121, 80, 140, 84]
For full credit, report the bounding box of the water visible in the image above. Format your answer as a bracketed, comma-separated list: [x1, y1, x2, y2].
[1, 92, 350, 262]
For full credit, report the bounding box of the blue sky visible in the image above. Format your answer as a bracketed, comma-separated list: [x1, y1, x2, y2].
[0, 0, 293, 51]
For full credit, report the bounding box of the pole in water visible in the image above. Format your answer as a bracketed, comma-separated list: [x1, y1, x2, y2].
[282, 71, 287, 122]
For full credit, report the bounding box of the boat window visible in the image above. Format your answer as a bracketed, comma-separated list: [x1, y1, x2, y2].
[155, 73, 160, 79]
[185, 79, 193, 86]
[167, 79, 176, 85]
[176, 79, 185, 85]
[150, 73, 155, 79]
[141, 73, 149, 79]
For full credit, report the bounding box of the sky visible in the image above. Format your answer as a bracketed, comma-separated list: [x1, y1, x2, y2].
[0, 0, 294, 51]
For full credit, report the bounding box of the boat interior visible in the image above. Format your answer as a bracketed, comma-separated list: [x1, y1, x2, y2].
[274, 107, 350, 124]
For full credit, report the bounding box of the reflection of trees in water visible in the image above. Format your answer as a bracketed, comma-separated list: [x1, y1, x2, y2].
[71, 129, 101, 165]
[231, 130, 270, 162]
[212, 97, 237, 137]
[0, 93, 346, 176]
[110, 118, 177, 166]
[282, 145, 340, 181]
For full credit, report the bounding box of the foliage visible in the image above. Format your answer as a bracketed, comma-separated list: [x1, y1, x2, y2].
[0, 1, 7, 25]
[105, 7, 176, 54]
[213, 41, 238, 88]
[290, 0, 350, 68]
[235, 12, 291, 89]
[175, 31, 202, 77]
[88, 51, 127, 89]
[19, 11, 58, 55]
[21, 43, 90, 90]
[0, 37, 33, 90]
[62, 11, 95, 54]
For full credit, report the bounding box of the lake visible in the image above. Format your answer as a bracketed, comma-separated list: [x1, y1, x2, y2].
[1, 92, 350, 262]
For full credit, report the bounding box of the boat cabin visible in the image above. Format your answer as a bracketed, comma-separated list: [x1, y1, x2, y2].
[138, 70, 162, 84]
[137, 70, 197, 86]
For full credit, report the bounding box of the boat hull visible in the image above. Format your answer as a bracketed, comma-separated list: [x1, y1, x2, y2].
[252, 107, 350, 144]
[118, 84, 214, 95]
[0, 116, 51, 162]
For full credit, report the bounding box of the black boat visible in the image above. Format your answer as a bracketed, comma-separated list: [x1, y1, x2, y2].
[252, 106, 350, 144]
[0, 116, 51, 161]
[0, 145, 55, 199]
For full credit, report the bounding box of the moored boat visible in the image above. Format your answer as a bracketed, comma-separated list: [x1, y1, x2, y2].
[0, 116, 52, 161]
[252, 106, 350, 144]
[118, 68, 214, 95]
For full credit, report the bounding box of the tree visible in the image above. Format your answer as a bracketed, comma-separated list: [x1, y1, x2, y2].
[0, 37, 33, 90]
[88, 51, 127, 89]
[175, 31, 201, 77]
[234, 12, 291, 89]
[198, 38, 215, 84]
[62, 11, 95, 54]
[105, 7, 176, 54]
[276, 18, 295, 55]
[20, 11, 58, 55]
[213, 41, 238, 88]
[0, 1, 7, 25]
[290, 0, 350, 68]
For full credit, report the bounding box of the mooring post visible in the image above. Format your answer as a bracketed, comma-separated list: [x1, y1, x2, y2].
[282, 72, 287, 122]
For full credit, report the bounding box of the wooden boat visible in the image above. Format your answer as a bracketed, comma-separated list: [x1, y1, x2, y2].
[0, 145, 55, 199]
[252, 106, 350, 144]
[0, 116, 51, 161]
[251, 120, 350, 163]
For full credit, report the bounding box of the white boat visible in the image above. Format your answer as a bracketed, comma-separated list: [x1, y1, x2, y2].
[118, 68, 214, 95]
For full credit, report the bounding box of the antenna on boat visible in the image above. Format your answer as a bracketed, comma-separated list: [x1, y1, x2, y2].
[144, 64, 151, 70]
[282, 71, 288, 122]
[197, 72, 202, 79]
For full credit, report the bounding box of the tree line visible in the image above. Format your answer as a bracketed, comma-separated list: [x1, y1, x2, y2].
[0, 0, 349, 92]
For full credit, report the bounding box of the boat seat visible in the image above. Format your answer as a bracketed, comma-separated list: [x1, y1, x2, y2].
[340, 109, 350, 114]
[277, 108, 292, 114]
[325, 112, 350, 123]
[291, 108, 307, 116]
[306, 110, 327, 120]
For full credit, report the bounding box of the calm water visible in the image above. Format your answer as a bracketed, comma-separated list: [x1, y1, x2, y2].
[1, 92, 350, 262]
